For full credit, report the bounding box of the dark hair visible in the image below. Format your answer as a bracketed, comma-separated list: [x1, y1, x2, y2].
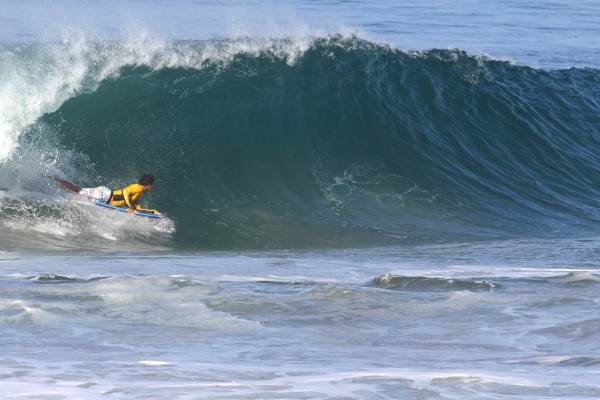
[139, 174, 155, 186]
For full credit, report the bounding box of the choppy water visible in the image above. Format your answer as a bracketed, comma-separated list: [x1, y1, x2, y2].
[1, 1, 600, 398]
[3, 242, 600, 399]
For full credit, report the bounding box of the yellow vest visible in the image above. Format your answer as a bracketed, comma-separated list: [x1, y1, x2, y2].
[109, 183, 145, 210]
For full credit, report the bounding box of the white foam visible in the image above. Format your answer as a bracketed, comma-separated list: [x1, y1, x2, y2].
[48, 275, 261, 330]
[138, 360, 173, 366]
[0, 299, 60, 325]
[0, 39, 93, 161]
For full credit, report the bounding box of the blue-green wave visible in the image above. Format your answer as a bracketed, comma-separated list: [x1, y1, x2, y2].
[6, 36, 600, 250]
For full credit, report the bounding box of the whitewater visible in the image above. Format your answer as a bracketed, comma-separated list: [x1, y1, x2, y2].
[1, 1, 600, 399]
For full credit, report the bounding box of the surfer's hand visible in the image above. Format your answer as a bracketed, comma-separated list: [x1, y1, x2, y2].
[127, 208, 135, 214]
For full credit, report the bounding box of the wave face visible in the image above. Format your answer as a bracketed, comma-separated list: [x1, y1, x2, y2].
[2, 35, 600, 251]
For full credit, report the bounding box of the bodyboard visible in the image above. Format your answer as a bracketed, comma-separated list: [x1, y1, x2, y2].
[93, 200, 164, 219]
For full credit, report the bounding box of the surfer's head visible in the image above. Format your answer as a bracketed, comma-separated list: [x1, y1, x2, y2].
[139, 174, 154, 191]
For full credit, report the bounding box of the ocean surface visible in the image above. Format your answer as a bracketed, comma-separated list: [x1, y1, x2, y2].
[1, 1, 600, 398]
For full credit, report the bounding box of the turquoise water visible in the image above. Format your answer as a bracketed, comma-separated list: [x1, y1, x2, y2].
[1, 1, 600, 398]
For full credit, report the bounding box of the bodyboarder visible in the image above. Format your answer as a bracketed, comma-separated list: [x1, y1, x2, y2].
[51, 174, 159, 215]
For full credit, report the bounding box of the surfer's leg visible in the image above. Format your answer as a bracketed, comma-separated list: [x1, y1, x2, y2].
[51, 178, 81, 193]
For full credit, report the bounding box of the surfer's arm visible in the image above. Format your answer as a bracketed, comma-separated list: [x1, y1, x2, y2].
[135, 208, 160, 215]
[122, 185, 139, 210]
[122, 184, 157, 212]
